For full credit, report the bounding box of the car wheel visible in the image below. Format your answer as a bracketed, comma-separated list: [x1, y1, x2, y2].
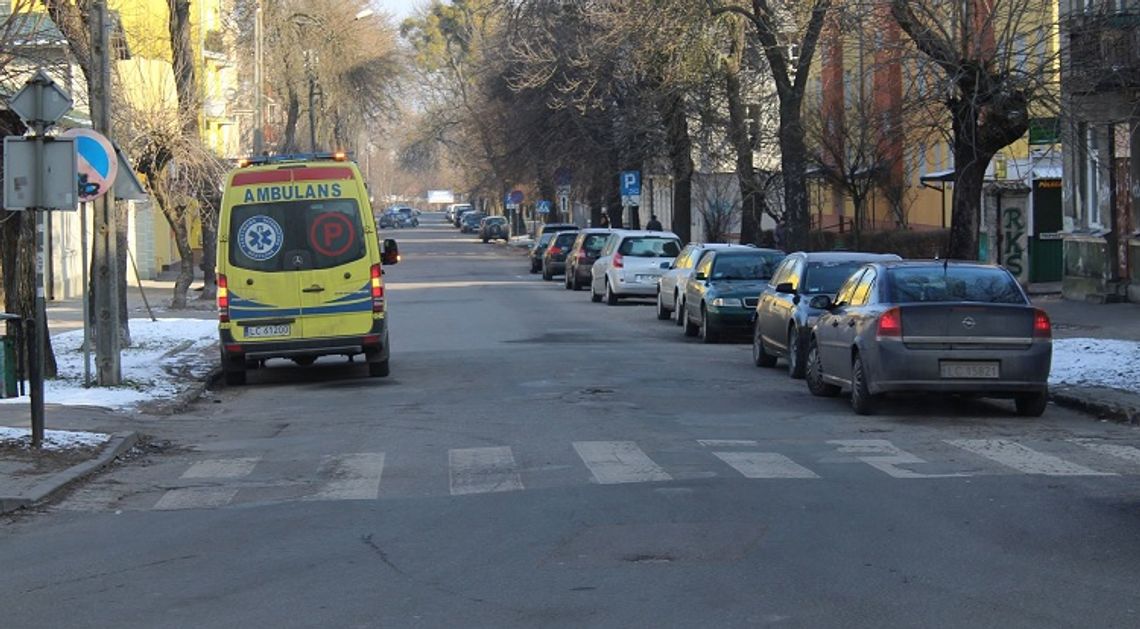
[655, 290, 670, 320]
[806, 340, 840, 397]
[590, 281, 602, 303]
[850, 352, 877, 415]
[564, 273, 572, 290]
[224, 368, 246, 386]
[529, 262, 539, 274]
[673, 294, 684, 327]
[572, 273, 582, 291]
[699, 306, 717, 343]
[752, 321, 777, 367]
[367, 357, 390, 378]
[1014, 391, 1048, 417]
[482, 238, 489, 243]
[787, 326, 806, 379]
[683, 306, 699, 337]
[292, 356, 316, 367]
[605, 279, 618, 305]
[542, 266, 553, 281]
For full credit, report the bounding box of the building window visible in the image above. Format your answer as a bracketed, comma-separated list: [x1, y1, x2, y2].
[1082, 124, 1102, 228]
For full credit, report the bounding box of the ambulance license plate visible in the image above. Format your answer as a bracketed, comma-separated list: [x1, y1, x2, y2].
[245, 324, 290, 338]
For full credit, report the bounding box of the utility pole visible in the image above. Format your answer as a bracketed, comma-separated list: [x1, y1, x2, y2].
[253, 0, 264, 154]
[90, 0, 121, 385]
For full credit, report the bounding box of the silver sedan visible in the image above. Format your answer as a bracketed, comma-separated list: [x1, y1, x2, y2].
[805, 261, 1052, 416]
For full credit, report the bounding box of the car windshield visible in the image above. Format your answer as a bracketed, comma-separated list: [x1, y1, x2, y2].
[711, 253, 782, 280]
[229, 199, 365, 272]
[803, 261, 866, 294]
[887, 266, 1026, 304]
[537, 233, 556, 247]
[618, 236, 681, 258]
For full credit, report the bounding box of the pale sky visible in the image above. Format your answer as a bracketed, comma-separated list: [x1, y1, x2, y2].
[374, 0, 424, 21]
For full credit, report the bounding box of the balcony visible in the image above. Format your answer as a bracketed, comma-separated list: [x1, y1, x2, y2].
[1066, 11, 1140, 94]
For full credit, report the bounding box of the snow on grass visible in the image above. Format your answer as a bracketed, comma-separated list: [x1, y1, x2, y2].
[0, 318, 217, 410]
[0, 426, 110, 451]
[1050, 338, 1140, 393]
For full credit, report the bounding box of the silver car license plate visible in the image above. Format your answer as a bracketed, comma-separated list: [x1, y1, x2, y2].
[245, 324, 291, 338]
[634, 274, 657, 282]
[940, 361, 999, 379]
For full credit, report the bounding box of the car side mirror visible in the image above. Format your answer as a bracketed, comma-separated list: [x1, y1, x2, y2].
[660, 261, 671, 270]
[775, 282, 796, 295]
[382, 238, 399, 265]
[694, 272, 707, 281]
[808, 294, 832, 310]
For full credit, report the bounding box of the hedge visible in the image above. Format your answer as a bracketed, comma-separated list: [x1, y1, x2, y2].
[755, 228, 950, 259]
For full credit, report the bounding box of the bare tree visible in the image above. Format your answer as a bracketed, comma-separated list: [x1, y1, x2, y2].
[694, 173, 742, 242]
[889, 0, 1061, 260]
[708, 0, 833, 253]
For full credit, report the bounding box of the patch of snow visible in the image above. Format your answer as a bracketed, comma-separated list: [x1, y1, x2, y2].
[0, 426, 110, 451]
[1050, 338, 1140, 393]
[0, 318, 217, 410]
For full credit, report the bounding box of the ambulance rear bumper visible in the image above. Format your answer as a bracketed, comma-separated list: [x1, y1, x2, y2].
[220, 320, 388, 361]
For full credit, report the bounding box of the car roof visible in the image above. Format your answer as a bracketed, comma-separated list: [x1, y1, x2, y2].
[795, 251, 903, 262]
[616, 230, 679, 239]
[711, 247, 784, 256]
[878, 259, 1008, 270]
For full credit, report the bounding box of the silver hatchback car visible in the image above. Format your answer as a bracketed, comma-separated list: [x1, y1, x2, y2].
[805, 261, 1052, 416]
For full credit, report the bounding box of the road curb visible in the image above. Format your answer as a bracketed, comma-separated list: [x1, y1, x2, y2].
[0, 431, 139, 515]
[1050, 388, 1140, 425]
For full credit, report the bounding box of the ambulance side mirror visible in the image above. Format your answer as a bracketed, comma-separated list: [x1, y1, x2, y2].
[382, 238, 400, 265]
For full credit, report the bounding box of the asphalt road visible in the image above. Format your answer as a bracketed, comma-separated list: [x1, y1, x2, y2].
[3, 214, 1140, 628]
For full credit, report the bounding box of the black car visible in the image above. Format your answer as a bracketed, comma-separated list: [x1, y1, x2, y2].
[752, 251, 901, 378]
[541, 231, 580, 280]
[479, 216, 509, 242]
[460, 211, 487, 233]
[564, 229, 614, 290]
[528, 223, 579, 273]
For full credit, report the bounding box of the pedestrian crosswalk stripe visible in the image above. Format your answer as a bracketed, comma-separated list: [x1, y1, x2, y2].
[310, 453, 386, 500]
[946, 439, 1116, 476]
[829, 439, 970, 478]
[714, 452, 819, 479]
[572, 441, 672, 484]
[181, 457, 260, 479]
[697, 439, 759, 448]
[154, 487, 239, 511]
[449, 446, 524, 495]
[1069, 439, 1140, 465]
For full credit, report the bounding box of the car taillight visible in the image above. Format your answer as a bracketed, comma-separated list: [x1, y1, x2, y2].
[371, 264, 385, 313]
[877, 307, 902, 338]
[613, 252, 624, 268]
[578, 250, 587, 261]
[1033, 309, 1051, 338]
[217, 274, 229, 323]
[549, 246, 562, 256]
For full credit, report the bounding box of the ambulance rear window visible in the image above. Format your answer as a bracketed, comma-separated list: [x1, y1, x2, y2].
[229, 199, 367, 271]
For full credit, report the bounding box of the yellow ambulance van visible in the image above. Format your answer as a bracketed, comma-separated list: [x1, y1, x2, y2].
[216, 152, 398, 385]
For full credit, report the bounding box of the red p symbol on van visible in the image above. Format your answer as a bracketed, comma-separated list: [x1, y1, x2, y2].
[309, 212, 357, 257]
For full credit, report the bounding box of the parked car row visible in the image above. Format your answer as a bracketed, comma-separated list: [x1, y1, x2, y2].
[525, 228, 1054, 418]
[376, 206, 420, 229]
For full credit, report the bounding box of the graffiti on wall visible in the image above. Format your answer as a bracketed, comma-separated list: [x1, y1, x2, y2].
[1002, 205, 1027, 278]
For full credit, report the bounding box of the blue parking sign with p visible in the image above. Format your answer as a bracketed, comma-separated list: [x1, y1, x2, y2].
[620, 170, 641, 196]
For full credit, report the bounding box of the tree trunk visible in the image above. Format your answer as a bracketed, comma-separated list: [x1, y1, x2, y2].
[662, 92, 693, 243]
[170, 211, 195, 310]
[948, 116, 992, 261]
[778, 98, 810, 252]
[283, 89, 301, 153]
[724, 26, 762, 245]
[116, 200, 132, 346]
[198, 184, 222, 302]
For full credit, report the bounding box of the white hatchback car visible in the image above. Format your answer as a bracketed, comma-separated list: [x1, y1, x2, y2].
[590, 230, 683, 305]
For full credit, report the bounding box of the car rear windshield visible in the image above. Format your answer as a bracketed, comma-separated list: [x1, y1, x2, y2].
[711, 253, 783, 280]
[887, 266, 1026, 304]
[618, 236, 681, 257]
[487, 217, 506, 224]
[229, 199, 366, 272]
[803, 261, 866, 294]
[552, 232, 577, 247]
[583, 234, 609, 254]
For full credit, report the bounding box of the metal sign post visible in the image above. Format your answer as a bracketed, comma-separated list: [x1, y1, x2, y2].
[3, 69, 76, 448]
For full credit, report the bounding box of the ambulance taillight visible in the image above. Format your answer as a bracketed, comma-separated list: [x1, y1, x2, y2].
[218, 274, 230, 322]
[370, 264, 384, 313]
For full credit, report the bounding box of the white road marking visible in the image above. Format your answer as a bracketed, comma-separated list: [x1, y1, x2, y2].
[181, 457, 260, 479]
[154, 487, 238, 511]
[449, 446, 524, 495]
[828, 439, 969, 478]
[1069, 439, 1140, 466]
[697, 439, 759, 448]
[947, 439, 1115, 476]
[714, 452, 819, 479]
[311, 453, 386, 500]
[572, 441, 672, 484]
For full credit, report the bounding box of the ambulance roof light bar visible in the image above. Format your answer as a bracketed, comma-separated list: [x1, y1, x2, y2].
[238, 151, 352, 168]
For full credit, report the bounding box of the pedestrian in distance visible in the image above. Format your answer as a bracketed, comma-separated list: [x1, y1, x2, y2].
[646, 214, 663, 231]
[598, 212, 610, 228]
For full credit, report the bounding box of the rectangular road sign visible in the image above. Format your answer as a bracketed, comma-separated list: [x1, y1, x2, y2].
[620, 170, 641, 197]
[3, 137, 77, 210]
